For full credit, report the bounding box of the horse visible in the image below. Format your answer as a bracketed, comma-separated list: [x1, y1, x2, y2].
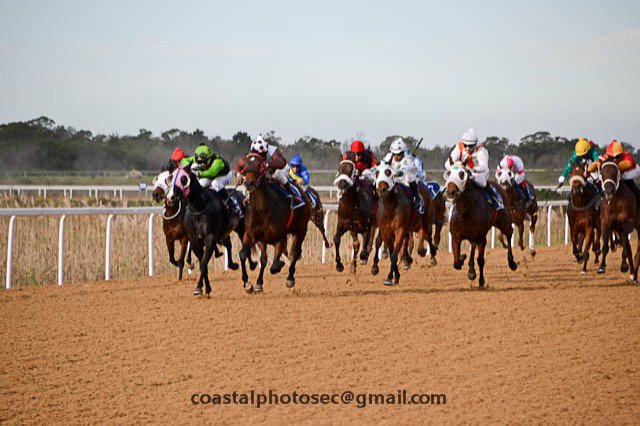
[402, 183, 439, 269]
[596, 161, 640, 282]
[304, 186, 332, 249]
[166, 167, 252, 297]
[566, 160, 602, 273]
[333, 159, 377, 274]
[238, 153, 312, 293]
[370, 164, 433, 285]
[151, 171, 193, 280]
[444, 163, 517, 288]
[495, 169, 539, 256]
[432, 191, 447, 252]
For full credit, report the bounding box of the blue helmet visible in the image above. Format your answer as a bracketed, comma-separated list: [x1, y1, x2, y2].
[290, 153, 303, 167]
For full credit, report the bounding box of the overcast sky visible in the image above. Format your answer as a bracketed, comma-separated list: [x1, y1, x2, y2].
[1, 0, 639, 147]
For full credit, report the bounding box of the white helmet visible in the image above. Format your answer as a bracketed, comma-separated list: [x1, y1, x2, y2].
[461, 128, 478, 146]
[251, 135, 268, 154]
[390, 137, 408, 154]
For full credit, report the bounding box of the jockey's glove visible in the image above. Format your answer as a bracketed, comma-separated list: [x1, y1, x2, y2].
[558, 175, 565, 184]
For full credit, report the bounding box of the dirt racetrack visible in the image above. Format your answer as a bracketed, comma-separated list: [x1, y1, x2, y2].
[1, 245, 639, 424]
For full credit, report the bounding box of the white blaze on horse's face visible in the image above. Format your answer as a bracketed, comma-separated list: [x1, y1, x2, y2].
[444, 163, 469, 196]
[375, 164, 395, 191]
[153, 171, 171, 193]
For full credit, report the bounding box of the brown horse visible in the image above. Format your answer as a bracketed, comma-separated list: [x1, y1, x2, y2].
[305, 186, 332, 249]
[432, 191, 447, 251]
[404, 184, 438, 268]
[596, 161, 640, 282]
[444, 163, 517, 288]
[566, 160, 602, 273]
[370, 164, 417, 285]
[152, 171, 192, 280]
[239, 153, 312, 293]
[333, 159, 377, 274]
[495, 169, 539, 256]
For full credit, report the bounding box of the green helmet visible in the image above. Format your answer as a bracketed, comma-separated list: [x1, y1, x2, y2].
[194, 145, 213, 163]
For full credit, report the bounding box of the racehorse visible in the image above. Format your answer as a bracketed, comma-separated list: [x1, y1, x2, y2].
[370, 164, 434, 285]
[596, 161, 640, 282]
[404, 183, 438, 269]
[166, 166, 253, 297]
[495, 168, 539, 256]
[444, 163, 517, 288]
[567, 159, 602, 273]
[431, 191, 447, 252]
[333, 159, 377, 274]
[238, 153, 311, 293]
[304, 186, 332, 249]
[151, 171, 192, 280]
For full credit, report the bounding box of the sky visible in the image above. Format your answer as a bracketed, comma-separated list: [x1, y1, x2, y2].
[1, 0, 639, 147]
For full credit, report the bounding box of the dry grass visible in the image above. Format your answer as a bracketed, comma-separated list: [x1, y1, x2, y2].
[0, 194, 570, 288]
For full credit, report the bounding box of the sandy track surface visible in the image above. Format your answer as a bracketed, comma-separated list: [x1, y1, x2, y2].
[1, 246, 639, 424]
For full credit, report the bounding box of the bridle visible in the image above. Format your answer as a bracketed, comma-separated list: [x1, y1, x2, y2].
[334, 160, 357, 188]
[242, 153, 267, 187]
[601, 161, 620, 192]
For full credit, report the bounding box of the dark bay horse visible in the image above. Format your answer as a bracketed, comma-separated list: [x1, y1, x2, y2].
[432, 191, 447, 253]
[444, 163, 517, 288]
[596, 161, 640, 282]
[305, 186, 332, 249]
[152, 171, 192, 280]
[567, 160, 601, 273]
[495, 169, 539, 256]
[333, 159, 377, 274]
[239, 153, 311, 293]
[167, 167, 250, 297]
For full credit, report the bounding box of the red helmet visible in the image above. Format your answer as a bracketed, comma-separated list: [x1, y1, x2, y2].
[171, 147, 186, 162]
[506, 156, 514, 169]
[350, 140, 365, 153]
[606, 140, 623, 157]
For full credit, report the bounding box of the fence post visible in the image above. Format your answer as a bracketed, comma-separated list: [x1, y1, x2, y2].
[321, 210, 331, 264]
[491, 227, 495, 249]
[564, 210, 569, 245]
[105, 214, 114, 281]
[148, 214, 154, 277]
[547, 205, 552, 246]
[5, 216, 16, 290]
[447, 205, 453, 253]
[57, 215, 66, 286]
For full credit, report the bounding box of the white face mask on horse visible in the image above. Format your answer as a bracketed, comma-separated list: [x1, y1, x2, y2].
[495, 168, 514, 187]
[375, 163, 396, 192]
[443, 163, 469, 197]
[152, 170, 172, 194]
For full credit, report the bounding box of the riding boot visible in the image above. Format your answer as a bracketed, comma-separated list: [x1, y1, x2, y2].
[409, 181, 423, 214]
[485, 185, 504, 210]
[284, 182, 304, 209]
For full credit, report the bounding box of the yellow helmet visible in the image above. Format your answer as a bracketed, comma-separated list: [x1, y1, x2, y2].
[607, 140, 624, 157]
[575, 138, 590, 156]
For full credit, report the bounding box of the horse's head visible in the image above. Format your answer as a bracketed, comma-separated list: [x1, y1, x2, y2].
[375, 164, 395, 198]
[568, 160, 589, 194]
[151, 170, 171, 203]
[242, 153, 266, 192]
[165, 166, 193, 207]
[600, 161, 620, 200]
[495, 168, 514, 190]
[334, 160, 356, 192]
[444, 163, 469, 199]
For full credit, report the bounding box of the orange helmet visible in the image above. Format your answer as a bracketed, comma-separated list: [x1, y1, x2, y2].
[171, 147, 186, 162]
[606, 140, 624, 158]
[350, 140, 365, 153]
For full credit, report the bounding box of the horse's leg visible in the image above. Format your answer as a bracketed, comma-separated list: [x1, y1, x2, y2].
[286, 228, 306, 288]
[391, 230, 405, 285]
[621, 231, 636, 283]
[597, 224, 610, 274]
[499, 213, 518, 271]
[167, 237, 178, 267]
[434, 221, 443, 249]
[359, 226, 372, 265]
[239, 234, 254, 293]
[314, 209, 332, 249]
[270, 239, 286, 274]
[334, 223, 347, 273]
[452, 234, 464, 270]
[195, 235, 216, 297]
[426, 225, 438, 266]
[580, 224, 593, 273]
[371, 230, 382, 276]
[497, 231, 508, 249]
[417, 228, 427, 257]
[254, 241, 268, 293]
[383, 235, 396, 286]
[349, 230, 360, 274]
[177, 237, 188, 280]
[633, 229, 640, 283]
[467, 243, 477, 281]
[593, 220, 602, 264]
[620, 233, 629, 273]
[478, 238, 487, 288]
[529, 208, 537, 256]
[403, 235, 414, 270]
[518, 221, 525, 251]
[222, 236, 239, 271]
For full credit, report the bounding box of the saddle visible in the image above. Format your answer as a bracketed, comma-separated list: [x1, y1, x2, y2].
[271, 182, 306, 210]
[472, 182, 504, 210]
[305, 189, 319, 208]
[398, 183, 424, 215]
[419, 181, 440, 200]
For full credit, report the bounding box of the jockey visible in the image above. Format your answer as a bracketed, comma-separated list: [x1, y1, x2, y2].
[445, 128, 503, 208]
[235, 135, 304, 208]
[287, 153, 310, 188]
[496, 154, 533, 203]
[180, 144, 233, 193]
[166, 147, 186, 172]
[343, 140, 377, 183]
[381, 137, 424, 212]
[588, 140, 640, 201]
[558, 138, 600, 186]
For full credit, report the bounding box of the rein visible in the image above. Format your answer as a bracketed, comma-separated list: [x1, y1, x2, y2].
[568, 184, 600, 211]
[601, 161, 620, 192]
[162, 201, 182, 220]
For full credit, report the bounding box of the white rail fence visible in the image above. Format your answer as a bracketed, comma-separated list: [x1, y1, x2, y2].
[2, 201, 570, 290]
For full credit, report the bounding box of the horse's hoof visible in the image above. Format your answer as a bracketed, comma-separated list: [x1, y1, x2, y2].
[403, 263, 411, 271]
[597, 267, 606, 274]
[214, 250, 223, 258]
[187, 262, 195, 269]
[286, 279, 295, 288]
[479, 279, 485, 288]
[381, 252, 389, 260]
[228, 262, 239, 271]
[383, 279, 393, 286]
[270, 265, 282, 275]
[621, 264, 629, 273]
[254, 284, 263, 293]
[453, 262, 463, 270]
[193, 288, 203, 297]
[430, 258, 437, 266]
[581, 270, 586, 275]
[350, 263, 356, 274]
[508, 260, 518, 271]
[468, 271, 476, 280]
[371, 265, 379, 276]
[459, 254, 467, 263]
[628, 275, 635, 283]
[336, 263, 344, 273]
[249, 261, 258, 271]
[242, 282, 254, 294]
[205, 292, 211, 299]
[530, 249, 536, 257]
[417, 248, 427, 257]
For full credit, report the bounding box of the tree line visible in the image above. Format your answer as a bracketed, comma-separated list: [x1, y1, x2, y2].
[0, 117, 636, 172]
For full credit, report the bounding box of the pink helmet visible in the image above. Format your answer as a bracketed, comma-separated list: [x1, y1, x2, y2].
[506, 156, 514, 169]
